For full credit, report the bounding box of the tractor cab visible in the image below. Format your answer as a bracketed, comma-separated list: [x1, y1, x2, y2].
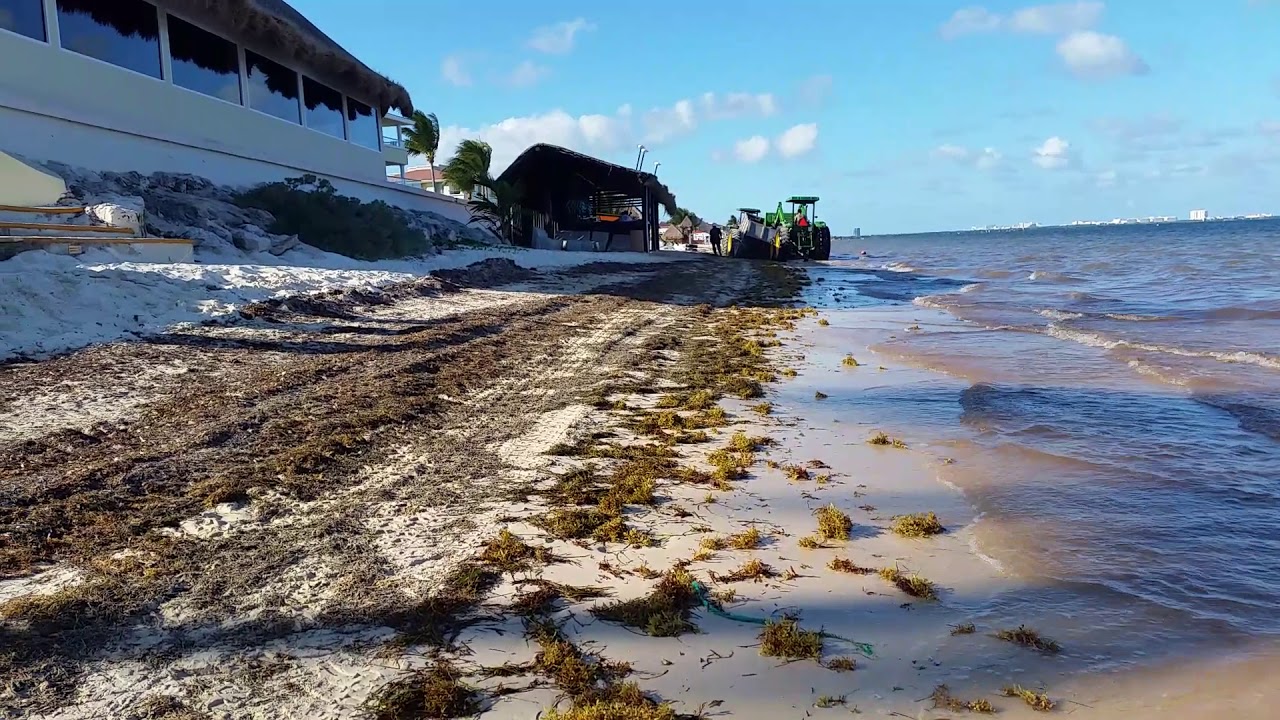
[779, 196, 830, 261]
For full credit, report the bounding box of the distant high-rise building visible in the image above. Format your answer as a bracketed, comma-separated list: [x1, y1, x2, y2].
[1190, 209, 1208, 221]
[853, 228, 861, 238]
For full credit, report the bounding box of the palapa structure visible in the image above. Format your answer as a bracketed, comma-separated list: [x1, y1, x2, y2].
[499, 144, 678, 251]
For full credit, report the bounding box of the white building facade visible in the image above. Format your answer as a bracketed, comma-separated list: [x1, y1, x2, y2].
[0, 0, 468, 223]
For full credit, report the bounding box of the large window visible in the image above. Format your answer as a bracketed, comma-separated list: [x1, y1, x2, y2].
[56, 0, 161, 78]
[0, 0, 46, 41]
[245, 50, 300, 123]
[346, 98, 380, 151]
[168, 15, 240, 104]
[303, 76, 345, 139]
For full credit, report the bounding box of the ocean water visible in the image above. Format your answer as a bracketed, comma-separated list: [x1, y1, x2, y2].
[816, 220, 1280, 664]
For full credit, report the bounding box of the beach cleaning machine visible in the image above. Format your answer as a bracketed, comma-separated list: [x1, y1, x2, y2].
[725, 196, 832, 261]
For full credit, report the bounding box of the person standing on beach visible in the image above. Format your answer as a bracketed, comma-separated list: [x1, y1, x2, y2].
[709, 224, 722, 256]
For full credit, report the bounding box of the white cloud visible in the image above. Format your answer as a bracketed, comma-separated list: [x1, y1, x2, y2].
[441, 55, 471, 87]
[1056, 31, 1148, 79]
[436, 88, 782, 173]
[941, 2, 1102, 38]
[942, 5, 1145, 82]
[699, 92, 778, 120]
[1095, 169, 1118, 187]
[642, 99, 698, 143]
[641, 92, 775, 143]
[933, 144, 1004, 170]
[933, 144, 971, 160]
[505, 60, 549, 88]
[1260, 120, 1280, 136]
[776, 123, 819, 158]
[733, 136, 771, 163]
[1008, 2, 1104, 34]
[940, 6, 1002, 38]
[975, 147, 1004, 170]
[527, 18, 596, 54]
[438, 109, 631, 174]
[1032, 136, 1072, 169]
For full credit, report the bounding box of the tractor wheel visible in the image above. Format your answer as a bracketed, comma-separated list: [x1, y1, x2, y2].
[814, 226, 832, 261]
[773, 227, 794, 262]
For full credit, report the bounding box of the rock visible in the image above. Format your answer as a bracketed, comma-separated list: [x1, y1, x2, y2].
[268, 234, 301, 256]
[205, 222, 236, 247]
[40, 161, 489, 259]
[85, 194, 145, 235]
[232, 224, 273, 253]
[184, 228, 234, 251]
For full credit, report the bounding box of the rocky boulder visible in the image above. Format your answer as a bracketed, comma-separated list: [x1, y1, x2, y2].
[84, 194, 145, 235]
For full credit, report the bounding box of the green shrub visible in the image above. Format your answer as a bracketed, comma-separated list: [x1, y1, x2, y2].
[234, 175, 430, 260]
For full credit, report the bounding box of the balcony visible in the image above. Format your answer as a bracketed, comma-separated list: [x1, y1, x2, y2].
[381, 113, 412, 167]
[382, 139, 409, 167]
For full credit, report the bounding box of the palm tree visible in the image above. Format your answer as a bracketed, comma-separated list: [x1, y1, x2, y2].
[442, 139, 493, 199]
[402, 111, 441, 193]
[468, 178, 530, 243]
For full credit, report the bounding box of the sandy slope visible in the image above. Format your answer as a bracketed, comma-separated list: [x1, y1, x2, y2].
[0, 245, 684, 362]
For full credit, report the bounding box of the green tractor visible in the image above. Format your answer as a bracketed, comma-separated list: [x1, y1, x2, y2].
[724, 197, 832, 261]
[767, 196, 832, 261]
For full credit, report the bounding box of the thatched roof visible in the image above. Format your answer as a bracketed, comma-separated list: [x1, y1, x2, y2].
[499, 144, 678, 216]
[157, 0, 412, 114]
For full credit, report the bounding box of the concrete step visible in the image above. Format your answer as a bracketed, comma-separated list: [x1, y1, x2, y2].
[0, 235, 194, 263]
[0, 220, 135, 236]
[0, 203, 86, 215]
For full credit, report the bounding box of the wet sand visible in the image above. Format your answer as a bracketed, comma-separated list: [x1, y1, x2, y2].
[470, 297, 1280, 718]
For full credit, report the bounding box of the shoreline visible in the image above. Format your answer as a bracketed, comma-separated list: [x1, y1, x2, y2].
[1, 257, 1275, 718]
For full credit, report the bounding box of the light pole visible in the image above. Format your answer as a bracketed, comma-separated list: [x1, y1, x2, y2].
[652, 161, 661, 177]
[635, 144, 648, 171]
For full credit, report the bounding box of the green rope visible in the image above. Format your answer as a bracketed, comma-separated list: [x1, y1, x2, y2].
[691, 581, 875, 658]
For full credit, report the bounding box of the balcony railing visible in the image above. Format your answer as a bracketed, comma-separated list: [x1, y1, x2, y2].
[382, 137, 404, 149]
[386, 176, 417, 185]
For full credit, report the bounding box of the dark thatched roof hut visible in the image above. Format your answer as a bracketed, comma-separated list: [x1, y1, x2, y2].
[499, 144, 677, 215]
[152, 0, 412, 114]
[498, 144, 679, 250]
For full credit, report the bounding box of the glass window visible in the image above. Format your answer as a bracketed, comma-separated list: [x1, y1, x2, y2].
[167, 15, 240, 104]
[245, 50, 300, 124]
[0, 0, 46, 41]
[303, 76, 345, 139]
[56, 0, 161, 78]
[346, 98, 380, 151]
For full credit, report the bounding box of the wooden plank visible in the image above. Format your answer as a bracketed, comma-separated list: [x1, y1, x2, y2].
[0, 236, 192, 246]
[0, 220, 134, 234]
[0, 204, 85, 214]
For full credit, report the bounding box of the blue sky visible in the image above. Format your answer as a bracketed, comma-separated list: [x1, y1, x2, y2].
[296, 0, 1280, 234]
